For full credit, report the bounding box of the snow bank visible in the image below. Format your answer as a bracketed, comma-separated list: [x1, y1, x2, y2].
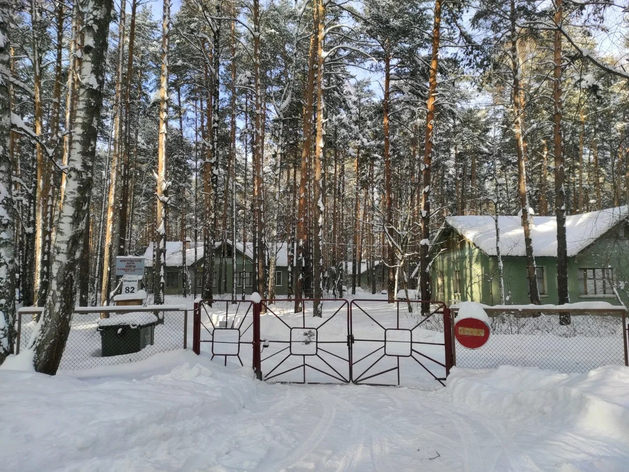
[454, 301, 490, 324]
[97, 312, 157, 327]
[0, 349, 35, 372]
[2, 348, 629, 471]
[446, 365, 629, 447]
[0, 351, 262, 472]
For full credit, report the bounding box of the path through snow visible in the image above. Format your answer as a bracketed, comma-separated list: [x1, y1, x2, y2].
[2, 350, 628, 472]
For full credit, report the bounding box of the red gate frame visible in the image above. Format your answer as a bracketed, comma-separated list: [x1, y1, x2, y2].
[194, 298, 455, 385]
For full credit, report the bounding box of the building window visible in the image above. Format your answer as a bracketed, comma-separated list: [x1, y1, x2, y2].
[275, 271, 283, 286]
[579, 268, 614, 296]
[453, 270, 462, 297]
[434, 271, 444, 299]
[536, 267, 547, 296]
[166, 271, 178, 288]
[237, 272, 252, 288]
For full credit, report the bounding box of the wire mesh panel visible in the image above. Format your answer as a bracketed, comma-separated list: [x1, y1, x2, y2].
[195, 300, 254, 367]
[350, 300, 449, 387]
[453, 309, 628, 373]
[259, 299, 350, 384]
[16, 306, 189, 371]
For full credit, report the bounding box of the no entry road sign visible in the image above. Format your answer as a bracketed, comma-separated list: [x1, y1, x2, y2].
[454, 317, 490, 349]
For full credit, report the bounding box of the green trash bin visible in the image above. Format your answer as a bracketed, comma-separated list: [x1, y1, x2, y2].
[97, 313, 157, 357]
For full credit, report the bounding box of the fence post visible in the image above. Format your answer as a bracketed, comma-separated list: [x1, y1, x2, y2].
[193, 301, 201, 355]
[252, 300, 262, 380]
[443, 306, 455, 377]
[623, 312, 628, 367]
[15, 311, 22, 355]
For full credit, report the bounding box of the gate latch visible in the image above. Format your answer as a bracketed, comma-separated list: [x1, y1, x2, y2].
[347, 334, 355, 346]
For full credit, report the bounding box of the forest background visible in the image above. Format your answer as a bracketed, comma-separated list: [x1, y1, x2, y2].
[0, 0, 628, 371]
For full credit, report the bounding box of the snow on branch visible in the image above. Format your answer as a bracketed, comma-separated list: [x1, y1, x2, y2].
[558, 25, 629, 80]
[10, 113, 67, 172]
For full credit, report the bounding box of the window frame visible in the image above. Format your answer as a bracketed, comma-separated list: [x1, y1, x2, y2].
[237, 272, 252, 288]
[578, 268, 615, 297]
[535, 266, 547, 296]
[275, 270, 283, 287]
[165, 271, 179, 288]
[453, 270, 462, 297]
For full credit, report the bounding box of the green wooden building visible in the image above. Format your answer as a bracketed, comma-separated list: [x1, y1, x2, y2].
[431, 207, 629, 306]
[143, 241, 295, 297]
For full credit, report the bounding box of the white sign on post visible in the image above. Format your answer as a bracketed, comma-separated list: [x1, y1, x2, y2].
[121, 280, 139, 295]
[115, 257, 145, 277]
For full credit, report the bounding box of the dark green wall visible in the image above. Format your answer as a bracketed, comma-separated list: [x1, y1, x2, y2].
[432, 223, 629, 305]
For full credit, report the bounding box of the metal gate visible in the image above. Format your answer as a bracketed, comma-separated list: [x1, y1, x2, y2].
[193, 298, 453, 386]
[193, 300, 254, 367]
[350, 300, 452, 386]
[259, 299, 350, 384]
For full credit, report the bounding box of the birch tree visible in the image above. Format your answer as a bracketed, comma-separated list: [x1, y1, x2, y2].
[154, 0, 171, 305]
[28, 0, 113, 374]
[0, 0, 16, 365]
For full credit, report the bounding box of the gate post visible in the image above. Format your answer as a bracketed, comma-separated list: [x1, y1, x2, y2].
[193, 301, 201, 355]
[443, 306, 455, 376]
[623, 311, 628, 367]
[252, 300, 262, 380]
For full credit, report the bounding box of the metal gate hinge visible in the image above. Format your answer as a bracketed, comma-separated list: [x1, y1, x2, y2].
[347, 334, 355, 346]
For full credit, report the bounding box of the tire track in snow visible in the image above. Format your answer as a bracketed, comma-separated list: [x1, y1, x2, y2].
[326, 399, 366, 472]
[255, 389, 336, 472]
[441, 403, 543, 472]
[369, 434, 391, 472]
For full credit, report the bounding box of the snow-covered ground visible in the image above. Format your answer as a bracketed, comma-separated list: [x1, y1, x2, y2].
[2, 350, 629, 472]
[5, 294, 628, 470]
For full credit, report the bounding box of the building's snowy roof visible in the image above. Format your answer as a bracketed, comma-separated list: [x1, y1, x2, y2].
[143, 241, 296, 268]
[143, 242, 204, 268]
[444, 206, 629, 257]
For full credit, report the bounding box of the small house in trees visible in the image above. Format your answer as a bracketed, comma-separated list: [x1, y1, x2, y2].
[142, 241, 296, 296]
[431, 206, 629, 305]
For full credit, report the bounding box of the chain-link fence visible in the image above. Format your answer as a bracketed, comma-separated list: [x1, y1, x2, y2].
[452, 307, 629, 373]
[15, 305, 190, 371]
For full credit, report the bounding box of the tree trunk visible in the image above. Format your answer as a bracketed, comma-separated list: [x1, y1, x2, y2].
[118, 0, 138, 256]
[252, 0, 264, 297]
[352, 144, 360, 295]
[510, 0, 539, 305]
[100, 4, 126, 309]
[202, 78, 214, 300]
[0, 0, 17, 364]
[32, 0, 53, 307]
[29, 0, 113, 374]
[383, 50, 395, 303]
[288, 161, 296, 298]
[230, 3, 238, 301]
[578, 107, 585, 212]
[539, 140, 549, 215]
[78, 200, 91, 306]
[553, 0, 570, 316]
[420, 0, 441, 313]
[593, 138, 601, 210]
[312, 0, 325, 317]
[154, 0, 170, 305]
[296, 10, 317, 312]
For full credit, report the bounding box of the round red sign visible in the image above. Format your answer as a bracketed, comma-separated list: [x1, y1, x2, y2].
[454, 317, 490, 349]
